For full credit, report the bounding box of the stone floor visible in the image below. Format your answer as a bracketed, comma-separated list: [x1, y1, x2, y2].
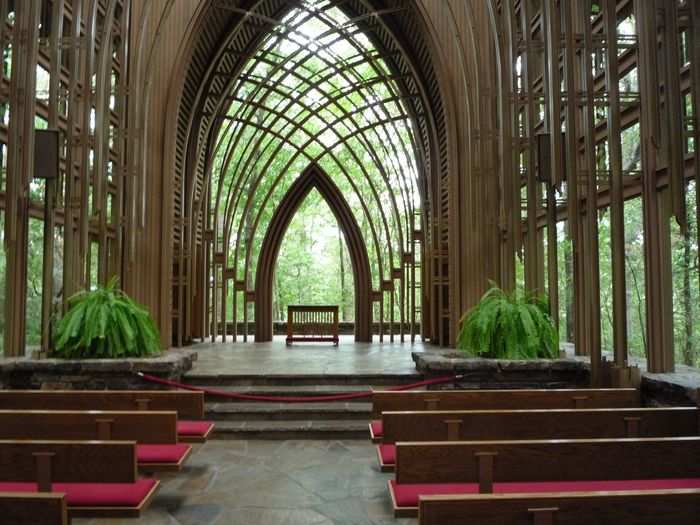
[187, 336, 423, 376]
[74, 440, 415, 525]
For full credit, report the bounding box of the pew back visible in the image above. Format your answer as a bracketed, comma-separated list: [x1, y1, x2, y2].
[0, 440, 138, 483]
[372, 388, 640, 417]
[0, 410, 178, 444]
[418, 490, 700, 525]
[0, 492, 69, 525]
[395, 437, 700, 484]
[382, 407, 699, 443]
[0, 390, 204, 419]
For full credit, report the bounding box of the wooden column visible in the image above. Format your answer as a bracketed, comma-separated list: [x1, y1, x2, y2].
[603, 0, 629, 367]
[4, 1, 41, 356]
[635, 0, 674, 373]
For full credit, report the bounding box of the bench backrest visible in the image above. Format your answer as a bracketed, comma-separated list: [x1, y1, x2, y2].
[372, 388, 640, 417]
[1, 493, 68, 525]
[395, 437, 700, 486]
[382, 407, 699, 444]
[0, 440, 137, 484]
[418, 491, 700, 525]
[0, 410, 178, 444]
[0, 390, 204, 419]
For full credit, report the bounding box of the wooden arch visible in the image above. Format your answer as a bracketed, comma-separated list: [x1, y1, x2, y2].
[255, 165, 372, 343]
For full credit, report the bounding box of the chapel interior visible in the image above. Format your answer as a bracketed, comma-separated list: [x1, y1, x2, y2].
[0, 1, 699, 524]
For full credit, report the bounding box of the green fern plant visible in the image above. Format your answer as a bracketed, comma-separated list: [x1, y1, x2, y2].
[52, 277, 161, 359]
[457, 283, 559, 359]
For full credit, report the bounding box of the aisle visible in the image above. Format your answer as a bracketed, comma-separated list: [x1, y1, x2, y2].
[74, 440, 415, 525]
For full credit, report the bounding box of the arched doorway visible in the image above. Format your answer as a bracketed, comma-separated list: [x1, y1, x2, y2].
[163, 0, 453, 347]
[255, 165, 372, 342]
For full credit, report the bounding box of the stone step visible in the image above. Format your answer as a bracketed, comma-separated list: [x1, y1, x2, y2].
[183, 372, 422, 387]
[191, 384, 389, 403]
[205, 401, 372, 421]
[210, 419, 370, 440]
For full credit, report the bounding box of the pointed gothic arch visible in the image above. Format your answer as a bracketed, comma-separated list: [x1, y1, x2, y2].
[255, 165, 372, 342]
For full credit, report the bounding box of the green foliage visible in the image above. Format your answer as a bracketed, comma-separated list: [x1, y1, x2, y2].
[457, 284, 559, 360]
[52, 277, 160, 359]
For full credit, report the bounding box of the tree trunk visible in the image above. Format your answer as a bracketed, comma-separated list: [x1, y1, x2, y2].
[338, 226, 348, 321]
[682, 232, 695, 366]
[564, 228, 574, 342]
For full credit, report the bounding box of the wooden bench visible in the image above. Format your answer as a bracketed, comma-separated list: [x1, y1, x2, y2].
[0, 440, 159, 518]
[0, 390, 214, 443]
[369, 388, 640, 441]
[418, 490, 700, 525]
[1, 492, 69, 525]
[376, 406, 700, 471]
[0, 410, 192, 473]
[389, 436, 700, 516]
[286, 305, 339, 346]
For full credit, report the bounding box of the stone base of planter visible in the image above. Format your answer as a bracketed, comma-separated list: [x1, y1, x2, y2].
[413, 351, 590, 389]
[0, 349, 197, 390]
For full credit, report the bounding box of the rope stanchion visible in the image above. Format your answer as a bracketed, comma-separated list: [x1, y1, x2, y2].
[136, 372, 464, 403]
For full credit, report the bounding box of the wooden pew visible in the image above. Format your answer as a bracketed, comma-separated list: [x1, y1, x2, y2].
[1, 492, 69, 525]
[0, 390, 213, 443]
[376, 406, 699, 471]
[389, 436, 700, 516]
[418, 490, 700, 525]
[0, 410, 192, 472]
[0, 440, 159, 518]
[369, 388, 640, 441]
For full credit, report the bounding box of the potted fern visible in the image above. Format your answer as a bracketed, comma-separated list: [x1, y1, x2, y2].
[52, 277, 161, 359]
[457, 283, 559, 359]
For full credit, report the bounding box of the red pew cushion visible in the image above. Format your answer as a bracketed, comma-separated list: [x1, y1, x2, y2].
[370, 420, 383, 438]
[0, 479, 158, 507]
[389, 478, 700, 508]
[177, 420, 215, 437]
[136, 443, 191, 464]
[378, 444, 396, 465]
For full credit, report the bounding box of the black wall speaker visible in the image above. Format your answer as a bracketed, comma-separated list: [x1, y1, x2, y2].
[34, 129, 59, 180]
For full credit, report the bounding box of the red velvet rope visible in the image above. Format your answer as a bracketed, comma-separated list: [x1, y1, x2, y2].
[137, 372, 463, 403]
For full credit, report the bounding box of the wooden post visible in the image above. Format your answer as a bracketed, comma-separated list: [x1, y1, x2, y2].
[475, 451, 497, 494]
[33, 452, 55, 493]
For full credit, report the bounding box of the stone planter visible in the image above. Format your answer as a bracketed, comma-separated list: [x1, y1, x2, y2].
[412, 351, 590, 389]
[0, 349, 198, 390]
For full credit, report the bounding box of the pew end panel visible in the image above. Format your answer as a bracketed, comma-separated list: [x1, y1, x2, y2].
[0, 492, 69, 525]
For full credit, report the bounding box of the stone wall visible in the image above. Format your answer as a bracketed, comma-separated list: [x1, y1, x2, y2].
[0, 350, 197, 390]
[414, 350, 699, 407]
[413, 351, 590, 389]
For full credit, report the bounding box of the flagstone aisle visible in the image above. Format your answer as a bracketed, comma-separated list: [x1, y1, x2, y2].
[74, 440, 415, 525]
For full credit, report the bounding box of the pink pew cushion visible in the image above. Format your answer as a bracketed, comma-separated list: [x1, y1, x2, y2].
[370, 420, 383, 438]
[378, 444, 396, 465]
[177, 420, 215, 437]
[136, 443, 191, 464]
[0, 479, 158, 507]
[390, 478, 700, 508]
